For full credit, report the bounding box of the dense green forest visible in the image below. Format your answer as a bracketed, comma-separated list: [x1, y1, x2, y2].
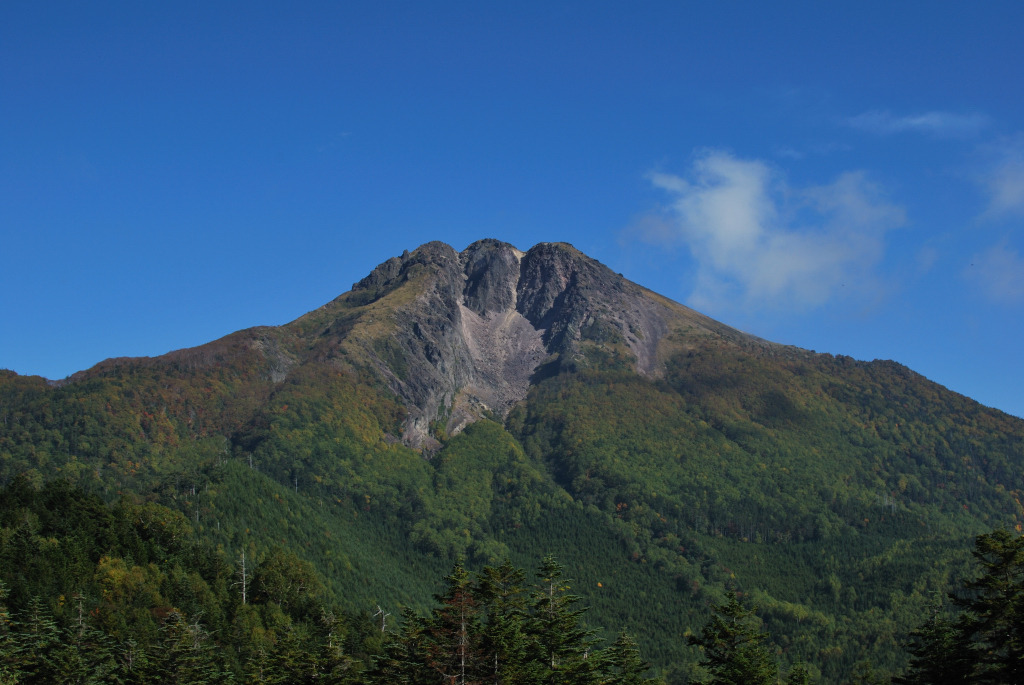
[2, 477, 1022, 683]
[0, 477, 662, 683]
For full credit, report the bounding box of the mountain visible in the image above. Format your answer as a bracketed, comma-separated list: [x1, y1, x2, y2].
[2, 239, 1023, 682]
[283, 238, 758, 448]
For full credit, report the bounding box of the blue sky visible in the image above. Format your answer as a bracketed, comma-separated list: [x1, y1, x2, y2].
[2, 2, 1023, 418]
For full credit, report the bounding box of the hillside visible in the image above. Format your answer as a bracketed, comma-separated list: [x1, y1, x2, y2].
[2, 239, 1023, 682]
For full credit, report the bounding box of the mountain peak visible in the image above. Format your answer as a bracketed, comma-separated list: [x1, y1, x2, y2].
[298, 240, 763, 448]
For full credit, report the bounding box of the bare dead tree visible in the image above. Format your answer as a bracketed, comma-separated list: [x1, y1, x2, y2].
[234, 550, 250, 605]
[373, 604, 390, 633]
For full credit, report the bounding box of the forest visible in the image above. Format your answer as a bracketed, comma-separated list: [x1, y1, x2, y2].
[2, 477, 1022, 683]
[2, 286, 1023, 682]
[0, 477, 657, 683]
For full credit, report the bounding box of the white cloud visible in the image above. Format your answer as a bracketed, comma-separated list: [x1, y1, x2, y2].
[848, 109, 990, 137]
[965, 243, 1024, 303]
[638, 150, 905, 312]
[626, 213, 678, 246]
[916, 245, 939, 276]
[773, 142, 852, 160]
[774, 146, 804, 160]
[978, 135, 1024, 218]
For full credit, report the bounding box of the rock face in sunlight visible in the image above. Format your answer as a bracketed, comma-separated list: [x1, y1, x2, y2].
[306, 239, 759, 447]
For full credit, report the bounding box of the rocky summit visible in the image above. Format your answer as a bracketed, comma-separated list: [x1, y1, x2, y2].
[294, 239, 759, 447]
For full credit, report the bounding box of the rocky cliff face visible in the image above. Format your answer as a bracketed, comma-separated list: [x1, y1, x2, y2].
[315, 239, 758, 448]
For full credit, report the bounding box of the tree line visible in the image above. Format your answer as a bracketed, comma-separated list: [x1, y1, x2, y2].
[685, 528, 1024, 684]
[0, 476, 659, 683]
[2, 475, 1023, 683]
[5, 525, 1021, 684]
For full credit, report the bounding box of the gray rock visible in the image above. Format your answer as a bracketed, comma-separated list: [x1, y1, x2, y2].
[300, 239, 760, 449]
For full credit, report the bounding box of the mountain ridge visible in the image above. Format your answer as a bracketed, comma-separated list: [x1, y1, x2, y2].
[57, 239, 787, 448]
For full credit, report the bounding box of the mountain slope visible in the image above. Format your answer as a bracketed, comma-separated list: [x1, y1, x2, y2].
[2, 239, 1023, 682]
[274, 238, 761, 448]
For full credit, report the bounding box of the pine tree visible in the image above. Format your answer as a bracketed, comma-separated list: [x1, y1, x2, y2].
[687, 590, 777, 685]
[12, 595, 61, 681]
[115, 637, 152, 684]
[0, 581, 21, 685]
[49, 595, 118, 684]
[897, 529, 1024, 684]
[422, 560, 484, 685]
[264, 622, 321, 684]
[476, 559, 534, 685]
[895, 611, 973, 684]
[959, 528, 1024, 683]
[317, 608, 363, 683]
[367, 557, 660, 685]
[371, 606, 435, 685]
[785, 662, 814, 685]
[529, 555, 601, 685]
[602, 631, 661, 685]
[244, 645, 275, 685]
[143, 609, 235, 684]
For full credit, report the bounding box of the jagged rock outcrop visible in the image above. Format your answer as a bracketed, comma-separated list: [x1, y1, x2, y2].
[310, 239, 759, 448]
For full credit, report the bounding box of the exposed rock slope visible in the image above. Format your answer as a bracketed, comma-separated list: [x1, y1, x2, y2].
[290, 239, 761, 447]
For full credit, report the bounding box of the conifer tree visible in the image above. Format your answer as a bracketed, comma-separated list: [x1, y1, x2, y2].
[317, 608, 363, 683]
[687, 590, 777, 685]
[476, 559, 534, 684]
[898, 529, 1024, 684]
[263, 622, 321, 684]
[143, 609, 235, 684]
[602, 631, 661, 685]
[895, 611, 973, 685]
[0, 581, 21, 685]
[530, 555, 601, 685]
[116, 637, 152, 684]
[12, 595, 61, 681]
[50, 595, 118, 684]
[423, 560, 484, 685]
[372, 606, 435, 684]
[367, 557, 663, 685]
[785, 662, 814, 685]
[244, 645, 275, 685]
[959, 529, 1024, 683]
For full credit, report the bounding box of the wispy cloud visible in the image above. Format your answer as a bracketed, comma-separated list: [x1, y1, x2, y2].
[635, 150, 905, 312]
[965, 243, 1024, 303]
[977, 135, 1024, 218]
[847, 109, 990, 138]
[773, 142, 852, 161]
